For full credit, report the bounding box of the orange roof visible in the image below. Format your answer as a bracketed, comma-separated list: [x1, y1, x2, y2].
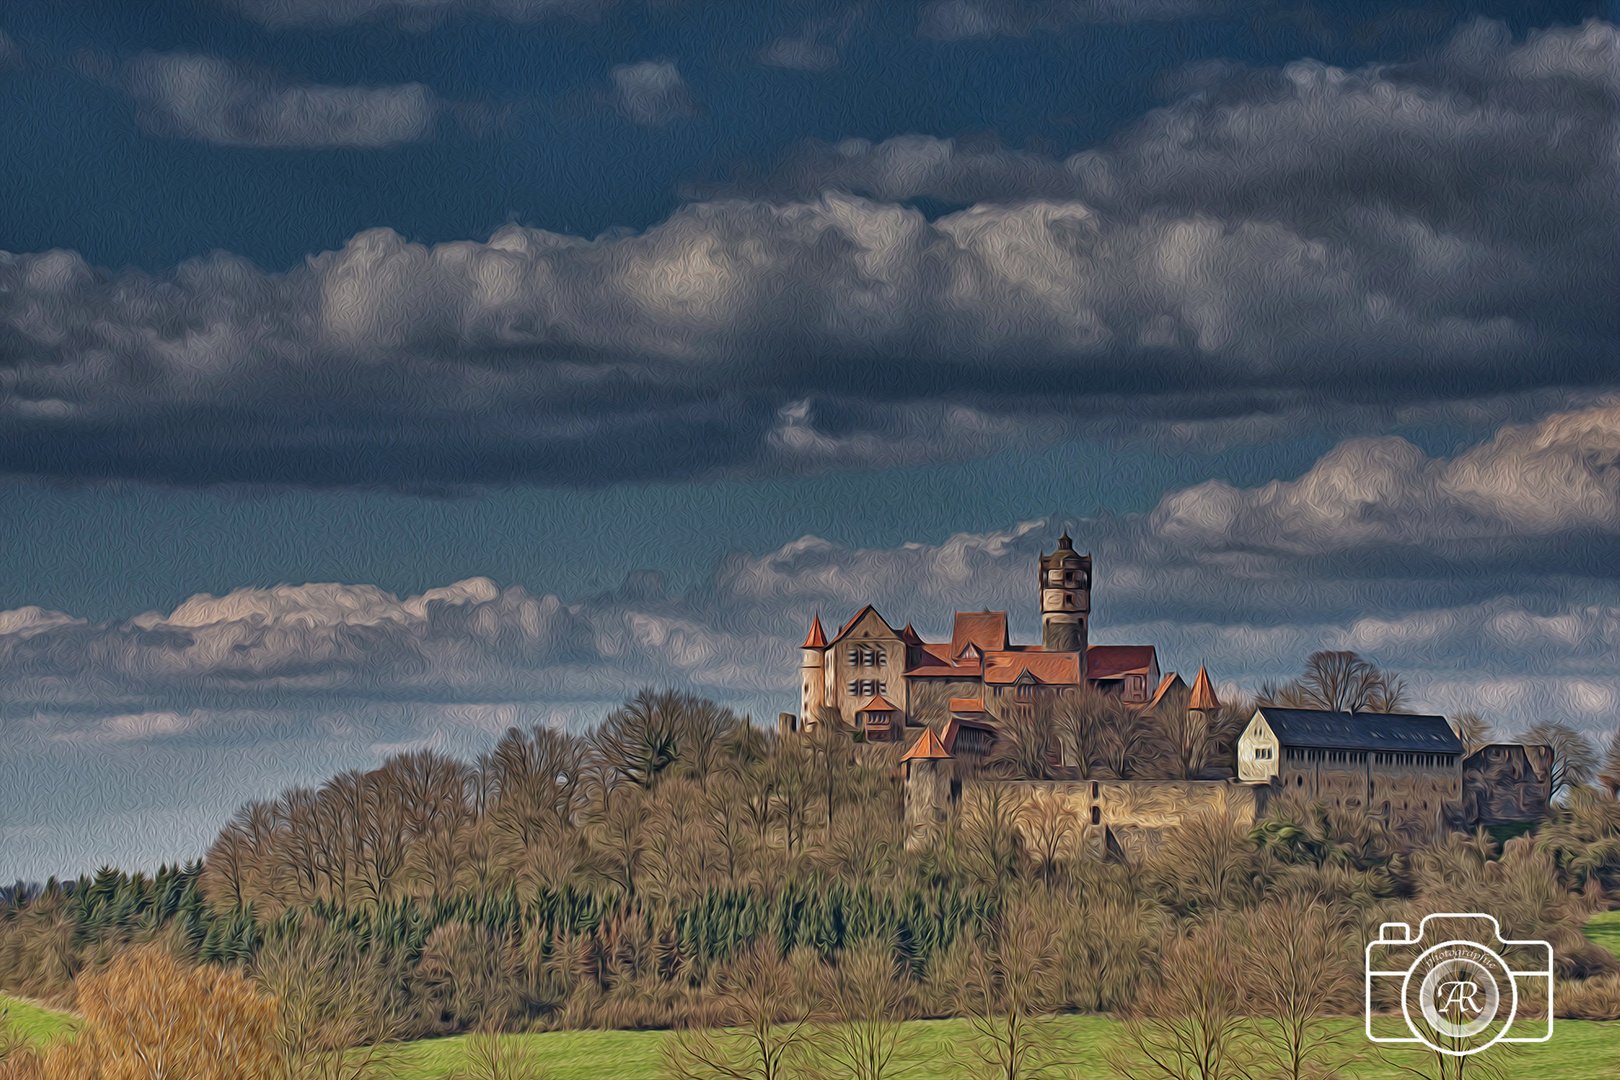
[949, 698, 986, 713]
[858, 694, 899, 713]
[983, 651, 1082, 686]
[951, 611, 1008, 658]
[828, 604, 895, 646]
[801, 614, 827, 649]
[1130, 672, 1186, 711]
[1189, 667, 1221, 711]
[900, 623, 923, 645]
[901, 727, 953, 761]
[1087, 644, 1157, 680]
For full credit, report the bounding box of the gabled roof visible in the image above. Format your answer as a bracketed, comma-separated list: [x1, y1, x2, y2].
[949, 698, 986, 713]
[1189, 667, 1220, 711]
[899, 623, 923, 645]
[801, 615, 827, 649]
[828, 604, 895, 646]
[857, 694, 899, 713]
[1087, 644, 1157, 680]
[1130, 672, 1186, 711]
[951, 611, 1008, 657]
[901, 727, 953, 761]
[983, 651, 1082, 686]
[1256, 708, 1463, 754]
[939, 716, 994, 755]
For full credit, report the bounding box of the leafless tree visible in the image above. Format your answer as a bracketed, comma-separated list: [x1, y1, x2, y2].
[662, 942, 816, 1080]
[1599, 729, 1620, 799]
[987, 702, 1060, 781]
[951, 895, 1073, 1080]
[1260, 650, 1408, 714]
[1240, 897, 1360, 1080]
[1108, 917, 1256, 1080]
[1450, 711, 1494, 756]
[1520, 721, 1598, 802]
[809, 939, 922, 1080]
[1016, 794, 1082, 882]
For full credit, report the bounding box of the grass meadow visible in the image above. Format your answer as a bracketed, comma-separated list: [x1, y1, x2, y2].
[5, 912, 1620, 1078]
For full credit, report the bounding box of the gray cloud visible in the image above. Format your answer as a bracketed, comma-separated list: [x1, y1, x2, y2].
[919, 0, 1227, 38]
[759, 6, 864, 72]
[609, 60, 697, 126]
[0, 19, 1614, 488]
[116, 53, 443, 148]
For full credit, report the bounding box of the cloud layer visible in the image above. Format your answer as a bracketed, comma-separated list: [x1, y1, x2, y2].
[1, 19, 1612, 487]
[115, 53, 444, 148]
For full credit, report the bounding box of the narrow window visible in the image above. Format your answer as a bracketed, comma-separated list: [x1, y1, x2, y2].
[1091, 806, 1101, 826]
[847, 681, 858, 697]
[875, 648, 886, 667]
[848, 649, 859, 665]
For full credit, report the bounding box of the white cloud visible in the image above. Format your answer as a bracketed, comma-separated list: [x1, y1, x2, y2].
[919, 0, 1224, 38]
[609, 60, 695, 127]
[118, 53, 442, 148]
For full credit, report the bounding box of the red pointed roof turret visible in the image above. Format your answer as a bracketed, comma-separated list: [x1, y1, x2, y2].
[802, 614, 827, 649]
[901, 727, 953, 761]
[1189, 666, 1221, 712]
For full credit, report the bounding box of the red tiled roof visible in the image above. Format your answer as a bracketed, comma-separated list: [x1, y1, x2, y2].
[1087, 644, 1157, 680]
[1189, 666, 1221, 711]
[938, 717, 994, 755]
[858, 694, 899, 713]
[951, 611, 1008, 657]
[901, 727, 953, 761]
[900, 623, 923, 645]
[949, 698, 986, 713]
[801, 614, 827, 649]
[907, 663, 982, 678]
[983, 651, 1082, 685]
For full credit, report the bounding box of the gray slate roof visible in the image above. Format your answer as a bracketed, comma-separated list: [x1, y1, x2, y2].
[1257, 707, 1463, 754]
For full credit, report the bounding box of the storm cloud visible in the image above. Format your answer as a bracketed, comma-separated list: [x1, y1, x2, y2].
[0, 19, 1613, 487]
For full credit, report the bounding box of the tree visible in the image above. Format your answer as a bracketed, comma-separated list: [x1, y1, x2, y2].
[40, 943, 282, 1080]
[1107, 918, 1255, 1080]
[662, 942, 816, 1080]
[1260, 651, 1408, 714]
[1051, 690, 1120, 780]
[1240, 897, 1360, 1080]
[1450, 711, 1494, 756]
[1519, 721, 1598, 802]
[986, 702, 1059, 782]
[810, 939, 922, 1080]
[951, 896, 1073, 1080]
[1598, 729, 1620, 799]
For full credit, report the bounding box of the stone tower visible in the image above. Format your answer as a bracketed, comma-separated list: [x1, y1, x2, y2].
[800, 614, 828, 727]
[901, 727, 954, 849]
[1039, 532, 1090, 657]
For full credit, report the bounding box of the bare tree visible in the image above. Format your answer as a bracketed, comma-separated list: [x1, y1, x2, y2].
[987, 702, 1059, 781]
[1450, 711, 1494, 756]
[1108, 917, 1256, 1080]
[1240, 897, 1360, 1080]
[810, 939, 922, 1080]
[1598, 729, 1620, 799]
[662, 942, 816, 1080]
[952, 896, 1073, 1080]
[1519, 721, 1599, 802]
[1016, 794, 1082, 883]
[1260, 651, 1408, 714]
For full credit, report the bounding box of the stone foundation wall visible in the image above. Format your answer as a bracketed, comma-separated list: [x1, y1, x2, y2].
[958, 778, 1267, 861]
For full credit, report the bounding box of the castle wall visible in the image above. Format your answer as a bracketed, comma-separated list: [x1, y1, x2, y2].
[1460, 744, 1553, 825]
[958, 778, 1266, 862]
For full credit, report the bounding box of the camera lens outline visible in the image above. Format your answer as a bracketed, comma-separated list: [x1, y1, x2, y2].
[1399, 939, 1517, 1056]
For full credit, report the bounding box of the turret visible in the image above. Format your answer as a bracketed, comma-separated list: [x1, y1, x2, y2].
[800, 614, 828, 727]
[1039, 532, 1090, 657]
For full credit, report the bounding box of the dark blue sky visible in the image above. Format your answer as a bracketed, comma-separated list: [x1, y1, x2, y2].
[0, 0, 1616, 878]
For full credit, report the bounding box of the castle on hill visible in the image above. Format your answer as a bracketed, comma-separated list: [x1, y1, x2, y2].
[796, 532, 1186, 748]
[797, 531, 1553, 846]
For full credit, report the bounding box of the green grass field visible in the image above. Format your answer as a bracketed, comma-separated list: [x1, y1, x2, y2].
[9, 914, 1620, 1079]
